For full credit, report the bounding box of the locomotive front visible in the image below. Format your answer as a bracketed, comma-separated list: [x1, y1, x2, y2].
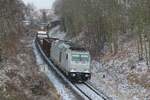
[68, 50, 91, 82]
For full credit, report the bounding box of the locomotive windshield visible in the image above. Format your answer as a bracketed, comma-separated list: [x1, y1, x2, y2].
[72, 54, 89, 63]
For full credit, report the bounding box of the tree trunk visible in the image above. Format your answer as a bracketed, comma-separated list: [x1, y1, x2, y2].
[144, 35, 148, 65]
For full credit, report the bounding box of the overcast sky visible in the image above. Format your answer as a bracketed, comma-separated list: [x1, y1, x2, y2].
[23, 0, 55, 9]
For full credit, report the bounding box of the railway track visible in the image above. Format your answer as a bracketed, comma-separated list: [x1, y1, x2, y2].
[34, 38, 111, 100]
[74, 82, 111, 100]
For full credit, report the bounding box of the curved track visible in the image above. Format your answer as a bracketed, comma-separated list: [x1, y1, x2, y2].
[74, 84, 103, 100]
[74, 82, 111, 100]
[34, 38, 111, 100]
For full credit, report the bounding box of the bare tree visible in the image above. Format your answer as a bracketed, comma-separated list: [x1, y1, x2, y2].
[0, 0, 25, 58]
[54, 0, 150, 67]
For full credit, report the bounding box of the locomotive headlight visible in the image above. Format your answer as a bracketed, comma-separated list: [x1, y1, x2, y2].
[85, 74, 89, 77]
[72, 73, 76, 77]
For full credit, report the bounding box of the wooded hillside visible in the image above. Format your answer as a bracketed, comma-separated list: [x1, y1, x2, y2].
[54, 0, 150, 64]
[0, 0, 24, 59]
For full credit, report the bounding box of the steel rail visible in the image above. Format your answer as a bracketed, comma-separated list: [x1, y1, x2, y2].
[84, 82, 112, 100]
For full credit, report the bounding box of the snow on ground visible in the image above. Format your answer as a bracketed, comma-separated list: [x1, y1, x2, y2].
[32, 41, 80, 100]
[90, 41, 150, 100]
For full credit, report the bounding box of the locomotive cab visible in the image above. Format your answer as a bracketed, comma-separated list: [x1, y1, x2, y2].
[68, 49, 91, 82]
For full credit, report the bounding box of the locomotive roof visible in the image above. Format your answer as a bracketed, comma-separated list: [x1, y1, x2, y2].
[63, 41, 87, 51]
[53, 39, 87, 51]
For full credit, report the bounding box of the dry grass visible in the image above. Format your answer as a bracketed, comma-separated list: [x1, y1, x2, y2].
[0, 72, 60, 100]
[0, 86, 28, 100]
[0, 31, 60, 100]
[127, 72, 150, 89]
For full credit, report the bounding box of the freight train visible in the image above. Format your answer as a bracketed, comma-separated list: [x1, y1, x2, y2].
[36, 32, 91, 82]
